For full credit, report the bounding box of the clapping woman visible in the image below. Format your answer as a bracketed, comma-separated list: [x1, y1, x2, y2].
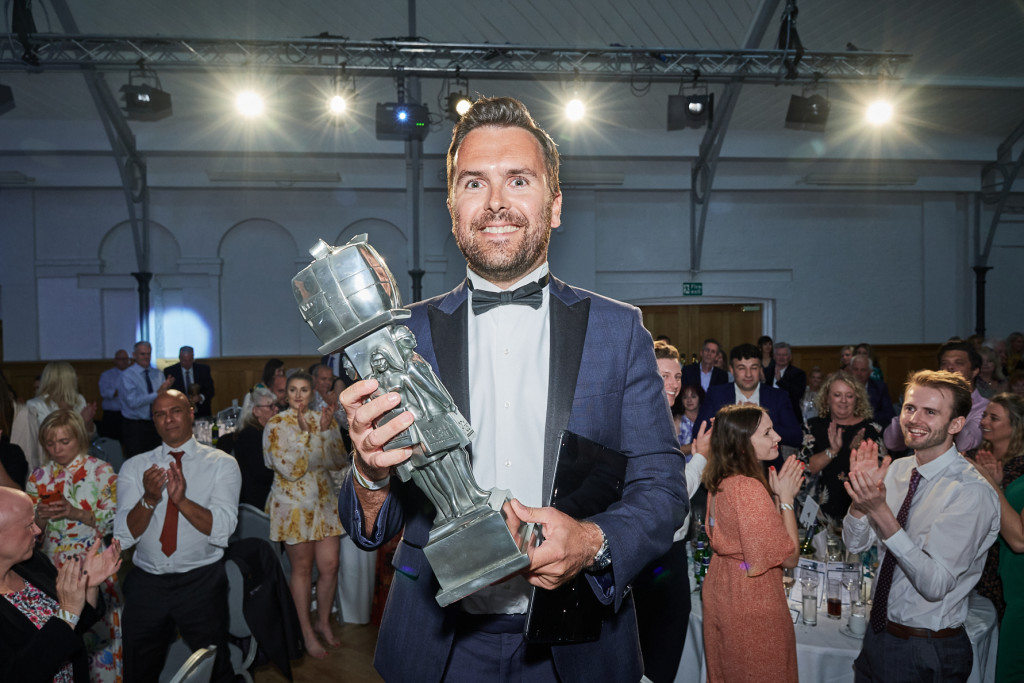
[702, 404, 803, 683]
[264, 371, 347, 658]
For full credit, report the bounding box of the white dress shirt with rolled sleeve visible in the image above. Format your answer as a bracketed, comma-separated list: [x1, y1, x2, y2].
[842, 445, 999, 631]
[114, 437, 241, 574]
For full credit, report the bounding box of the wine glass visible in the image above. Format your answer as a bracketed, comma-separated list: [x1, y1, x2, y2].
[782, 567, 795, 599]
[842, 570, 861, 602]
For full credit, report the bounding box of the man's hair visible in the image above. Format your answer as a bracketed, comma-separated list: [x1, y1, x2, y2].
[906, 369, 973, 420]
[937, 340, 981, 371]
[774, 341, 792, 353]
[654, 340, 680, 361]
[133, 340, 151, 352]
[38, 409, 90, 456]
[701, 404, 771, 496]
[703, 338, 721, 350]
[179, 345, 194, 355]
[851, 352, 873, 369]
[447, 96, 560, 199]
[730, 343, 760, 363]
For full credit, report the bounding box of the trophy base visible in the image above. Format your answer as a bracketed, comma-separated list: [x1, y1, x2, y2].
[425, 494, 532, 607]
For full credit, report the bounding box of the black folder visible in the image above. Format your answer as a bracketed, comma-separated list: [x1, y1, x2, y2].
[523, 430, 627, 643]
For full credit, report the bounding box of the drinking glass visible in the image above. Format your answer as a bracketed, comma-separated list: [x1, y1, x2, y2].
[849, 601, 867, 635]
[800, 575, 819, 625]
[826, 578, 842, 619]
[842, 570, 861, 603]
[782, 567, 795, 599]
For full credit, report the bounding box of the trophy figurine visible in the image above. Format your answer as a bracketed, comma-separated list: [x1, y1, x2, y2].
[291, 234, 532, 606]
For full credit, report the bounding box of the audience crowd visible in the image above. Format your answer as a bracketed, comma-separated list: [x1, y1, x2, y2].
[1, 328, 1024, 682]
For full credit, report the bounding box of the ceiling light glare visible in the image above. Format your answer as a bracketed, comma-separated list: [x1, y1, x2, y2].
[327, 94, 347, 115]
[235, 90, 265, 118]
[866, 100, 893, 126]
[565, 97, 586, 122]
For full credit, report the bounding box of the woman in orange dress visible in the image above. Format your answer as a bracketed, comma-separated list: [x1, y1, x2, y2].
[701, 403, 803, 682]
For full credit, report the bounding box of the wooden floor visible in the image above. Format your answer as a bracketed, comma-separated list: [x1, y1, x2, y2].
[253, 621, 383, 683]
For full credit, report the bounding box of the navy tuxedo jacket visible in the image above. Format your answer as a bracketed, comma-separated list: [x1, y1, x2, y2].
[165, 361, 215, 417]
[696, 382, 803, 449]
[680, 362, 729, 390]
[338, 276, 687, 683]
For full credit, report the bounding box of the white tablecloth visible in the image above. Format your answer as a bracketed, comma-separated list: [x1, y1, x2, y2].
[335, 532, 377, 624]
[675, 590, 998, 683]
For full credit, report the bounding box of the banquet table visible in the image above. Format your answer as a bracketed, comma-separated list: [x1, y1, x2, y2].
[673, 589, 998, 683]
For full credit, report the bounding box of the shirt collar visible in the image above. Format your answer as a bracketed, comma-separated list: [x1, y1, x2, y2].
[466, 262, 549, 294]
[52, 453, 87, 474]
[161, 437, 198, 459]
[915, 444, 959, 480]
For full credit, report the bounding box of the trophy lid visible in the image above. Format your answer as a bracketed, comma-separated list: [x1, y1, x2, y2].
[293, 234, 410, 354]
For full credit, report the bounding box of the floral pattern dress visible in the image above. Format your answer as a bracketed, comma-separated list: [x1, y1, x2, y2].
[27, 454, 121, 683]
[263, 409, 347, 543]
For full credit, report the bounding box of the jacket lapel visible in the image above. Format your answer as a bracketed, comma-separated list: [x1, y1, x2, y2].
[427, 283, 471, 422]
[542, 277, 590, 500]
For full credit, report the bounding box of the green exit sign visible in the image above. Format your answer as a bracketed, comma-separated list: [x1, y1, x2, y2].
[683, 282, 703, 296]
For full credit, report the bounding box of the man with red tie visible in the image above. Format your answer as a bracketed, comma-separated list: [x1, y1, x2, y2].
[113, 390, 241, 682]
[843, 370, 999, 682]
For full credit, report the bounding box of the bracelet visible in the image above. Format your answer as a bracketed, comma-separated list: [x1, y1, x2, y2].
[139, 498, 156, 511]
[825, 449, 836, 461]
[780, 503, 795, 512]
[57, 609, 80, 628]
[352, 459, 391, 491]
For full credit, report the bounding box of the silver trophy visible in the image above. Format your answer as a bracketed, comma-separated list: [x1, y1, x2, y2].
[292, 234, 532, 606]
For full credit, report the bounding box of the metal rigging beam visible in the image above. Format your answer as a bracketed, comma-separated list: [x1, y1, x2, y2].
[0, 34, 909, 84]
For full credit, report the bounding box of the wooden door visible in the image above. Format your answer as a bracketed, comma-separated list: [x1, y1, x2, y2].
[640, 304, 764, 362]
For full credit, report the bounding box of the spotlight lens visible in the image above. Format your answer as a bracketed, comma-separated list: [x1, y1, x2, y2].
[687, 101, 704, 114]
[328, 95, 347, 115]
[455, 97, 472, 117]
[397, 109, 408, 121]
[566, 98, 585, 121]
[235, 90, 264, 118]
[866, 100, 893, 125]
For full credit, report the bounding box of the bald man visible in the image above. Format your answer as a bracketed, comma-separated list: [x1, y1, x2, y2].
[114, 390, 241, 682]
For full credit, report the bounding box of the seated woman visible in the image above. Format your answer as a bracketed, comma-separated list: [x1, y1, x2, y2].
[233, 386, 279, 509]
[0, 486, 122, 683]
[25, 363, 96, 459]
[973, 394, 1024, 623]
[702, 404, 802, 683]
[677, 383, 705, 457]
[27, 410, 120, 683]
[798, 370, 886, 524]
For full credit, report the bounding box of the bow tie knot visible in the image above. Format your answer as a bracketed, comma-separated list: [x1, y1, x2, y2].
[469, 274, 550, 315]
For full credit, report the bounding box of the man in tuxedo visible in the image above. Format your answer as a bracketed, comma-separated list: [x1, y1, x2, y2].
[165, 346, 215, 418]
[680, 338, 729, 392]
[763, 341, 807, 424]
[697, 343, 803, 461]
[337, 96, 686, 683]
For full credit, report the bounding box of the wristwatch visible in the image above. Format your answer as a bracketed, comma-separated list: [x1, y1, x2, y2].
[825, 448, 836, 461]
[587, 526, 612, 572]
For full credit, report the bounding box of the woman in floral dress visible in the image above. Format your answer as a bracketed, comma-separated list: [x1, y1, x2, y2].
[264, 371, 346, 658]
[26, 410, 120, 683]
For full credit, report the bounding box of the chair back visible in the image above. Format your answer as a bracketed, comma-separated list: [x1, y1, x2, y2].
[166, 646, 217, 683]
[236, 503, 271, 541]
[90, 437, 125, 472]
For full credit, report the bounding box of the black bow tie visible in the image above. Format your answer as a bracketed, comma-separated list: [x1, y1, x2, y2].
[469, 274, 550, 315]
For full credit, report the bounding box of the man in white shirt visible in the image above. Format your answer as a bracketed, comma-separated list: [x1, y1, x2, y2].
[843, 370, 999, 682]
[114, 390, 241, 682]
[118, 341, 174, 457]
[97, 348, 130, 440]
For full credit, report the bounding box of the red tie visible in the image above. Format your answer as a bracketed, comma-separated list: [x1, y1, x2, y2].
[871, 467, 922, 633]
[159, 451, 185, 556]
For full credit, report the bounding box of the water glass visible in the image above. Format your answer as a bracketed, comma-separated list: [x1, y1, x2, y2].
[800, 575, 819, 625]
[849, 601, 867, 635]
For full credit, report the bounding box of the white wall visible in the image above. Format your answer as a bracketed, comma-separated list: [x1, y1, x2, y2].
[1, 167, 1017, 362]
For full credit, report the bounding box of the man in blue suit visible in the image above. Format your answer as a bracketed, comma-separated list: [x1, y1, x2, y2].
[337, 97, 687, 683]
[697, 343, 803, 466]
[680, 338, 729, 392]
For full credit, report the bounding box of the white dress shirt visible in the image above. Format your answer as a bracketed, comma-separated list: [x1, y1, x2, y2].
[734, 383, 761, 406]
[118, 363, 164, 420]
[462, 262, 550, 615]
[842, 445, 999, 630]
[114, 437, 242, 574]
[699, 367, 712, 391]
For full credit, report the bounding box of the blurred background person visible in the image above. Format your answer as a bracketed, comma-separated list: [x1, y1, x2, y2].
[757, 335, 774, 373]
[701, 404, 801, 683]
[850, 353, 896, 425]
[973, 394, 1024, 623]
[838, 345, 855, 370]
[26, 362, 96, 454]
[256, 358, 285, 392]
[798, 370, 886, 524]
[678, 384, 705, 457]
[0, 487, 122, 683]
[232, 386, 278, 510]
[1007, 332, 1024, 375]
[96, 350, 130, 442]
[801, 366, 824, 424]
[1, 374, 29, 489]
[978, 346, 1009, 399]
[655, 341, 683, 435]
[263, 371, 347, 659]
[27, 409, 121, 683]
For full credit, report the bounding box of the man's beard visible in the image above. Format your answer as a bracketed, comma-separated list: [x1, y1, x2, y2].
[452, 205, 552, 285]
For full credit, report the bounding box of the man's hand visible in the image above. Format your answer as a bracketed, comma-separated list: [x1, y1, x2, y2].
[848, 438, 890, 488]
[158, 375, 175, 392]
[166, 459, 186, 505]
[693, 419, 712, 457]
[342, 379, 414, 478]
[508, 499, 604, 590]
[844, 466, 900, 539]
[141, 464, 167, 506]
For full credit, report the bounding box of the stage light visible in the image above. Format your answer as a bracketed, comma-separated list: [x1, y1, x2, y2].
[120, 67, 173, 121]
[668, 93, 714, 130]
[866, 100, 893, 125]
[375, 102, 430, 141]
[235, 90, 265, 118]
[447, 92, 473, 121]
[784, 93, 830, 132]
[565, 97, 586, 122]
[327, 94, 347, 115]
[0, 83, 14, 116]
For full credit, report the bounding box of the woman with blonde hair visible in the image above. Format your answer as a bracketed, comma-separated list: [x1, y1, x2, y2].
[26, 363, 96, 464]
[701, 404, 803, 683]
